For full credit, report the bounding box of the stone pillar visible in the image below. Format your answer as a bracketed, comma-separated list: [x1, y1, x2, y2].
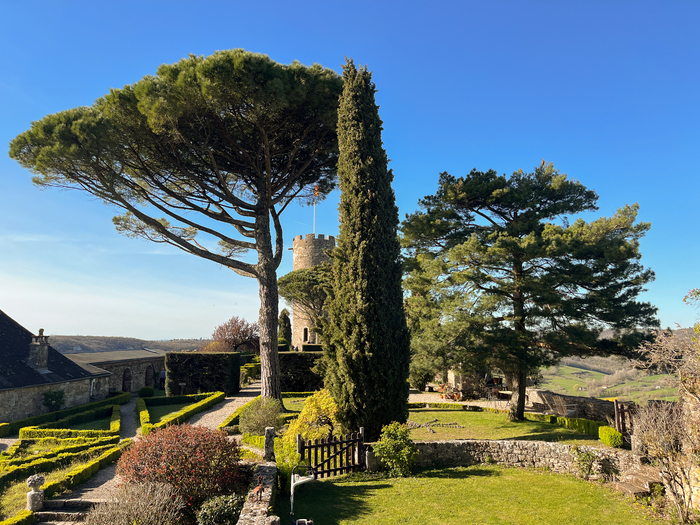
[264, 427, 275, 461]
[26, 474, 45, 511]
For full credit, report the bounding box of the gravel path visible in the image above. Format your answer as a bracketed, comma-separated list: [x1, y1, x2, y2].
[62, 382, 261, 502]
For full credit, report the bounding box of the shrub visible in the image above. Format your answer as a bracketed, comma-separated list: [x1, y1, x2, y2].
[42, 390, 65, 412]
[278, 337, 290, 352]
[274, 437, 306, 494]
[239, 397, 284, 435]
[283, 389, 342, 445]
[571, 445, 596, 477]
[116, 424, 247, 513]
[139, 386, 155, 398]
[196, 494, 246, 525]
[598, 425, 624, 448]
[372, 422, 418, 477]
[84, 482, 186, 525]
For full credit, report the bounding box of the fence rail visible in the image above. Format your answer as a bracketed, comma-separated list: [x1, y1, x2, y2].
[297, 428, 365, 478]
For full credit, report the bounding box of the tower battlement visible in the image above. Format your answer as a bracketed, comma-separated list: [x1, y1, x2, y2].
[292, 234, 336, 270]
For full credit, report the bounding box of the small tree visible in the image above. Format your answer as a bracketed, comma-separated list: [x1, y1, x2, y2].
[278, 308, 292, 344]
[42, 390, 65, 412]
[209, 316, 259, 353]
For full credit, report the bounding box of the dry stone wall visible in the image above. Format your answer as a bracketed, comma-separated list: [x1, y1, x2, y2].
[236, 462, 277, 525]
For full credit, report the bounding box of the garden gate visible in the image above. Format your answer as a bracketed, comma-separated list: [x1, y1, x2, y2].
[614, 399, 636, 439]
[296, 428, 365, 478]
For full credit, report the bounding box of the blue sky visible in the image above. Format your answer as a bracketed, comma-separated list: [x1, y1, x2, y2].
[1, 1, 698, 339]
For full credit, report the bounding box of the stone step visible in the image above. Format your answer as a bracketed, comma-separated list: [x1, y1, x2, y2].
[613, 481, 651, 498]
[34, 510, 88, 522]
[44, 498, 101, 510]
[624, 472, 664, 492]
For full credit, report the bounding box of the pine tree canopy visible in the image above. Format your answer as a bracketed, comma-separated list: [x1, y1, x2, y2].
[401, 161, 659, 420]
[9, 49, 344, 400]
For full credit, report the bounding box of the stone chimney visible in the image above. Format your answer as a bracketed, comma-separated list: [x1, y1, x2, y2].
[29, 329, 49, 369]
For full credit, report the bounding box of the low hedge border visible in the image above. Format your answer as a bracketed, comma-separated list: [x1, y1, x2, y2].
[42, 439, 131, 499]
[136, 398, 150, 427]
[241, 433, 265, 449]
[19, 405, 121, 439]
[0, 436, 120, 466]
[33, 406, 113, 431]
[0, 510, 37, 525]
[599, 425, 624, 448]
[0, 392, 130, 438]
[217, 392, 316, 432]
[141, 392, 225, 436]
[143, 392, 213, 407]
[0, 444, 116, 491]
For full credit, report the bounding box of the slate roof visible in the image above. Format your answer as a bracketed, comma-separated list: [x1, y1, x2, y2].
[0, 309, 102, 391]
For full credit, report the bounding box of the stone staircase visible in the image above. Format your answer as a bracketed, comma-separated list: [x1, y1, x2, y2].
[34, 498, 101, 524]
[613, 464, 664, 498]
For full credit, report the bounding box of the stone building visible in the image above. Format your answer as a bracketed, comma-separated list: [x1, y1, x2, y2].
[0, 309, 110, 423]
[65, 349, 166, 394]
[291, 233, 335, 350]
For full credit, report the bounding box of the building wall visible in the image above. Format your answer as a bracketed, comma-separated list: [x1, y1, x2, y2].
[95, 357, 165, 393]
[0, 377, 108, 423]
[291, 233, 335, 350]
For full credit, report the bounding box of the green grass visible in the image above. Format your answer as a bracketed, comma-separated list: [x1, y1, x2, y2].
[408, 409, 601, 446]
[283, 397, 308, 413]
[274, 467, 661, 524]
[0, 455, 98, 519]
[68, 417, 112, 431]
[147, 403, 192, 424]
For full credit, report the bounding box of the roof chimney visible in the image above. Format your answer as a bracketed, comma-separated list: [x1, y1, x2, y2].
[29, 328, 49, 369]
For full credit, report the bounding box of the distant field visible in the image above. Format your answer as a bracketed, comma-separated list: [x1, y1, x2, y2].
[539, 364, 677, 403]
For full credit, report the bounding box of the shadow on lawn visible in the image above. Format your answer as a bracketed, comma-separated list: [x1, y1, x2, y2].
[274, 478, 392, 525]
[417, 467, 500, 479]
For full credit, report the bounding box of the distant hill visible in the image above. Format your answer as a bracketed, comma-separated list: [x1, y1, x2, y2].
[49, 335, 210, 354]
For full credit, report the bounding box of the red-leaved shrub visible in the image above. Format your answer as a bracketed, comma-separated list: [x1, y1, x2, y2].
[116, 425, 246, 512]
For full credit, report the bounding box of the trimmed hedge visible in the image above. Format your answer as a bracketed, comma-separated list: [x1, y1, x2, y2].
[0, 392, 130, 438]
[523, 413, 558, 424]
[556, 416, 606, 437]
[143, 392, 213, 406]
[42, 439, 131, 498]
[599, 425, 624, 448]
[0, 510, 37, 525]
[18, 404, 120, 440]
[241, 433, 265, 449]
[0, 436, 119, 466]
[281, 392, 317, 398]
[0, 444, 116, 490]
[165, 352, 240, 396]
[278, 352, 323, 392]
[142, 392, 225, 436]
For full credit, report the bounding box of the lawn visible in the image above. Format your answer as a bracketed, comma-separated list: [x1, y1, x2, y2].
[283, 397, 308, 413]
[147, 403, 192, 424]
[407, 409, 601, 446]
[68, 417, 112, 431]
[273, 467, 661, 525]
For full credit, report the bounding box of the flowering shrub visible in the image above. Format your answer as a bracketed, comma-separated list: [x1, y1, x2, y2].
[116, 424, 247, 513]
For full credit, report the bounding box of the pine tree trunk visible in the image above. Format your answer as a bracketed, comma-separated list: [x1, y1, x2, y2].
[256, 211, 281, 400]
[508, 369, 527, 421]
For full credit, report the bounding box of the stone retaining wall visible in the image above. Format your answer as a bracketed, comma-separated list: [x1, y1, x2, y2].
[410, 439, 639, 477]
[527, 389, 615, 421]
[237, 462, 278, 525]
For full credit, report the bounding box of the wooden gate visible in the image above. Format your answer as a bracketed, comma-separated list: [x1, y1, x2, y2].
[297, 428, 365, 478]
[614, 399, 636, 439]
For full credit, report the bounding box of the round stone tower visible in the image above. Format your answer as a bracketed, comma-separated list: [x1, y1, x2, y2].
[291, 233, 335, 350]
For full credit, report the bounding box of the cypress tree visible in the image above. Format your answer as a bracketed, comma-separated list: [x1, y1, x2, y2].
[321, 60, 410, 441]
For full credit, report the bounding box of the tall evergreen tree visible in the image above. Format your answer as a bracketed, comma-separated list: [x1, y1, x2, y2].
[278, 309, 292, 344]
[320, 60, 410, 440]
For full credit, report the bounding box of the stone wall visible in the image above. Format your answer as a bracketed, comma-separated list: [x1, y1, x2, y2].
[236, 462, 278, 525]
[291, 233, 335, 351]
[0, 378, 108, 423]
[527, 389, 615, 421]
[95, 357, 164, 393]
[367, 439, 640, 478]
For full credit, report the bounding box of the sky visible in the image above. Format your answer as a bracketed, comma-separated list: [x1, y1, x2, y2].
[1, 1, 698, 339]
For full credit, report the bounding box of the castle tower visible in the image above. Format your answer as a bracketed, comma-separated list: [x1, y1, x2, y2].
[291, 233, 335, 350]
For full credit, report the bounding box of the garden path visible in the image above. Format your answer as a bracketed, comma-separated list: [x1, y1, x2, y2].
[56, 381, 261, 503]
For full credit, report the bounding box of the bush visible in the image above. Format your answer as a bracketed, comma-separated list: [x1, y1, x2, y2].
[239, 397, 284, 436]
[283, 389, 342, 446]
[274, 437, 306, 494]
[278, 337, 290, 352]
[42, 390, 65, 412]
[372, 422, 418, 477]
[116, 425, 247, 513]
[196, 494, 246, 525]
[139, 386, 155, 398]
[84, 482, 186, 525]
[598, 425, 624, 448]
